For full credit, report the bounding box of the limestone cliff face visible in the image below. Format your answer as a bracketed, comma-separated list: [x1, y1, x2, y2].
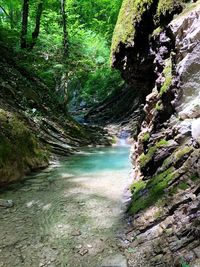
[112, 1, 200, 266]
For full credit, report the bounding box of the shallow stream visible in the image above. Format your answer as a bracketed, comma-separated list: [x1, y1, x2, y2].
[0, 146, 131, 267]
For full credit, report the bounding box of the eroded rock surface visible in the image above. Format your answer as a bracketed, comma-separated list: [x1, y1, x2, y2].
[112, 1, 200, 266]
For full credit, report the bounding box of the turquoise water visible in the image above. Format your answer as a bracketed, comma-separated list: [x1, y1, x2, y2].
[59, 146, 131, 175]
[0, 146, 131, 267]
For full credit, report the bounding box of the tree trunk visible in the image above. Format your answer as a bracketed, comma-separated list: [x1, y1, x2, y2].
[20, 0, 29, 49]
[9, 8, 14, 29]
[29, 0, 43, 49]
[60, 0, 68, 57]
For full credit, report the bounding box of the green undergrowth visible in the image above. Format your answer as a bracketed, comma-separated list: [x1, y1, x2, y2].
[129, 167, 176, 214]
[0, 109, 48, 184]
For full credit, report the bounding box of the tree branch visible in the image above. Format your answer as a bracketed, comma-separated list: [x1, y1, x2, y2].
[0, 5, 9, 17]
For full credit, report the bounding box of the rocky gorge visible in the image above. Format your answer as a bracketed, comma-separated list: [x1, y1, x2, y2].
[110, 0, 200, 266]
[0, 0, 200, 266]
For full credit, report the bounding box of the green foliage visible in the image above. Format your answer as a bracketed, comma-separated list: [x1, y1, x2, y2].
[0, 0, 123, 108]
[80, 67, 123, 104]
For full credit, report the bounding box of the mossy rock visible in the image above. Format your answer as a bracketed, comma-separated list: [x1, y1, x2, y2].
[139, 139, 169, 168]
[156, 0, 185, 17]
[160, 59, 172, 96]
[141, 132, 150, 143]
[111, 0, 186, 57]
[0, 109, 49, 184]
[111, 0, 154, 55]
[175, 146, 193, 160]
[129, 167, 176, 214]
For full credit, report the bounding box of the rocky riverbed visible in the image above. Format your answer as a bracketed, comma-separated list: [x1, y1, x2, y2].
[0, 146, 130, 267]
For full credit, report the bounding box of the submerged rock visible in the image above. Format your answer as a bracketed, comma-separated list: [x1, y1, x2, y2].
[0, 199, 14, 208]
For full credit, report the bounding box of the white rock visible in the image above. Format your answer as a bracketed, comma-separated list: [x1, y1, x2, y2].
[191, 117, 200, 142]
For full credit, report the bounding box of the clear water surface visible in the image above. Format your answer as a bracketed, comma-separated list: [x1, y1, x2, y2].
[0, 146, 131, 267]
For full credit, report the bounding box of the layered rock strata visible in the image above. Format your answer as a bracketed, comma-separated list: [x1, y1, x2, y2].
[111, 1, 200, 266]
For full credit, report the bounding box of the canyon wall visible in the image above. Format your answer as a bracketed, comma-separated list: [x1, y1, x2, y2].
[111, 1, 200, 266]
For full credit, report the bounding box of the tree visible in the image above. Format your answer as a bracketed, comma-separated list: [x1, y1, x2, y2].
[20, 0, 29, 49]
[30, 0, 43, 49]
[60, 0, 68, 57]
[0, 0, 21, 30]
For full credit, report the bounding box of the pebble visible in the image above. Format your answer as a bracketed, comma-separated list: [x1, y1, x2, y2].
[71, 230, 81, 236]
[78, 248, 88, 256]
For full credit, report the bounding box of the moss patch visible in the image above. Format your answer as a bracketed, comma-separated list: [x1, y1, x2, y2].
[111, 0, 154, 55]
[160, 59, 172, 96]
[156, 0, 185, 17]
[141, 132, 150, 143]
[0, 109, 48, 184]
[156, 102, 163, 111]
[190, 173, 199, 182]
[130, 179, 146, 194]
[178, 181, 189, 190]
[139, 146, 157, 168]
[129, 167, 176, 214]
[156, 139, 169, 147]
[175, 146, 193, 160]
[111, 0, 187, 57]
[139, 139, 169, 168]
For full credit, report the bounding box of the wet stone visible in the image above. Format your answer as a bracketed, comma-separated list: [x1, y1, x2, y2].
[71, 230, 82, 236]
[78, 248, 89, 256]
[0, 199, 14, 208]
